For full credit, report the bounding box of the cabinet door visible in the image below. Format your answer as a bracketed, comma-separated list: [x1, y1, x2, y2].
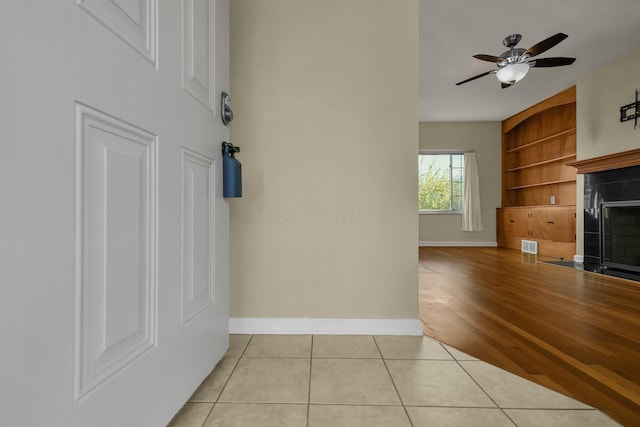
[501, 208, 530, 238]
[532, 208, 575, 242]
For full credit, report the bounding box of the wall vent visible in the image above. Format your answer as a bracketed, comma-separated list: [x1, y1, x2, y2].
[521, 240, 538, 254]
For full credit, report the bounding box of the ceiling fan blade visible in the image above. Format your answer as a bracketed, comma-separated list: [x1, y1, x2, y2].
[524, 33, 568, 58]
[529, 57, 576, 67]
[455, 70, 494, 86]
[473, 54, 503, 63]
[501, 82, 512, 89]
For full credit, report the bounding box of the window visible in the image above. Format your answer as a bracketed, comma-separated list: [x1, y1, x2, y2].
[418, 152, 464, 212]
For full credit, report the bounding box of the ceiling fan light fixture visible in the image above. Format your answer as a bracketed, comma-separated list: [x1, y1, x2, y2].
[455, 33, 575, 88]
[496, 63, 530, 84]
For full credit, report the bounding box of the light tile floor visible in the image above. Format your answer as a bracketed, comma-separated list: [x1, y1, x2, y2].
[167, 334, 620, 427]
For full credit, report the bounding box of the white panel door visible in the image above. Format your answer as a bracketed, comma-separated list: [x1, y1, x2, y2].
[0, 1, 230, 426]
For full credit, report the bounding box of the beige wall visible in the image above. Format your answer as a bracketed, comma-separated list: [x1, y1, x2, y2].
[229, 0, 419, 319]
[418, 122, 501, 244]
[575, 49, 640, 255]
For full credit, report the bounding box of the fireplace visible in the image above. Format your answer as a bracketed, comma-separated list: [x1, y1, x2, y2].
[601, 201, 640, 273]
[583, 164, 640, 280]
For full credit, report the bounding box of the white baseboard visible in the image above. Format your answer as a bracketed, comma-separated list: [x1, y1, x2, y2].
[419, 241, 498, 247]
[574, 255, 584, 263]
[229, 318, 423, 336]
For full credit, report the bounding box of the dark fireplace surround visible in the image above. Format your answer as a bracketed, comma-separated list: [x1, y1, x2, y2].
[569, 149, 640, 281]
[583, 164, 640, 277]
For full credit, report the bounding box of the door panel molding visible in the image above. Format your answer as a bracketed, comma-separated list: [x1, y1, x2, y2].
[77, 0, 158, 66]
[182, 0, 216, 111]
[181, 148, 216, 323]
[74, 102, 158, 400]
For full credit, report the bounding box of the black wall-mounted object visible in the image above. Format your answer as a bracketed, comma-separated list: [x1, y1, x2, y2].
[222, 142, 242, 198]
[620, 89, 639, 129]
[221, 92, 234, 125]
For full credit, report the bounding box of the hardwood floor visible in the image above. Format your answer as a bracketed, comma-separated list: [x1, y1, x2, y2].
[419, 246, 640, 426]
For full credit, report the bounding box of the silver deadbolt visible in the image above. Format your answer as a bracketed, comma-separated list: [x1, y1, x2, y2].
[221, 92, 234, 125]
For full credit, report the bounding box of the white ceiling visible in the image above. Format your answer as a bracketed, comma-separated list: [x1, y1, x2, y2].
[420, 0, 640, 122]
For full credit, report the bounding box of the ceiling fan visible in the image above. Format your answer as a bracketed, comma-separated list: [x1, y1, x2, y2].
[455, 33, 576, 88]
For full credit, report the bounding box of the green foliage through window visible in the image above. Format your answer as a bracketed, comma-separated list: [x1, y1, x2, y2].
[419, 153, 464, 212]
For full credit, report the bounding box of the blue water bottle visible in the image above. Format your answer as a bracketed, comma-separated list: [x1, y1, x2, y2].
[222, 142, 242, 198]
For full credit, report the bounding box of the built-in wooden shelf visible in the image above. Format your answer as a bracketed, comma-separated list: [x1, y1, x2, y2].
[506, 178, 576, 191]
[506, 128, 576, 153]
[501, 86, 576, 208]
[506, 154, 577, 172]
[502, 86, 577, 134]
[498, 86, 577, 259]
[567, 148, 640, 174]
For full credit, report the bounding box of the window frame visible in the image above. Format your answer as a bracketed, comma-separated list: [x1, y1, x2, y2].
[418, 150, 466, 215]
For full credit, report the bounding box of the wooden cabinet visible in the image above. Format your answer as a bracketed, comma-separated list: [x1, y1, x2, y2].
[531, 207, 575, 242]
[497, 207, 576, 258]
[497, 208, 531, 249]
[497, 87, 577, 259]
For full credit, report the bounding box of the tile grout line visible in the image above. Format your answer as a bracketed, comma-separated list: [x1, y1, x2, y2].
[206, 335, 254, 412]
[372, 335, 415, 427]
[189, 336, 255, 427]
[198, 403, 216, 427]
[306, 335, 314, 427]
[449, 355, 518, 427]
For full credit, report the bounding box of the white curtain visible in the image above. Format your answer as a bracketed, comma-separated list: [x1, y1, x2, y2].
[462, 152, 483, 232]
